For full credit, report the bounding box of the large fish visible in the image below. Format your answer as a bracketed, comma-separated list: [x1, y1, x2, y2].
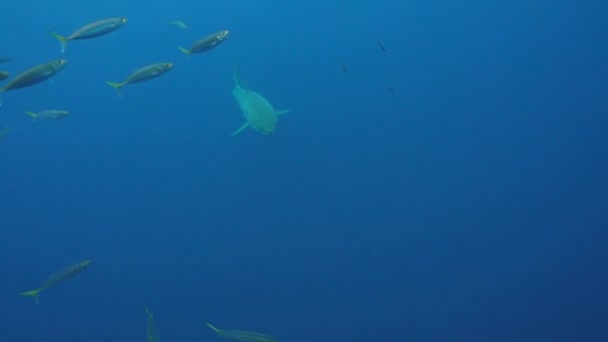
[205, 322, 278, 342]
[51, 17, 128, 53]
[0, 59, 67, 92]
[106, 62, 174, 97]
[231, 66, 291, 136]
[19, 259, 92, 303]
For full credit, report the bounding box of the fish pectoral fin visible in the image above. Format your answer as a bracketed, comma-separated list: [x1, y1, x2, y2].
[19, 288, 43, 304]
[231, 122, 249, 137]
[178, 46, 191, 56]
[276, 109, 292, 115]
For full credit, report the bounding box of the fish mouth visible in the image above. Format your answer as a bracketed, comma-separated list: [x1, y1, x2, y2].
[166, 63, 174, 69]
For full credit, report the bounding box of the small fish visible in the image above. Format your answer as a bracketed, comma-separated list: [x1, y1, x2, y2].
[169, 20, 188, 29]
[106, 62, 174, 97]
[145, 307, 161, 342]
[178, 30, 230, 55]
[0, 125, 10, 142]
[25, 109, 69, 121]
[0, 71, 10, 81]
[378, 41, 386, 53]
[340, 63, 348, 74]
[19, 259, 92, 304]
[0, 59, 67, 93]
[205, 322, 278, 342]
[0, 56, 11, 64]
[50, 17, 128, 53]
[388, 86, 394, 94]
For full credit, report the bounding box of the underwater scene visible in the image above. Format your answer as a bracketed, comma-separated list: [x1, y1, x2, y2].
[1, 0, 607, 341]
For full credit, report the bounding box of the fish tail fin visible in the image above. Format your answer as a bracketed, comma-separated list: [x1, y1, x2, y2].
[205, 322, 220, 333]
[144, 306, 153, 317]
[106, 82, 124, 98]
[24, 111, 38, 122]
[49, 32, 68, 53]
[177, 46, 191, 59]
[19, 288, 43, 304]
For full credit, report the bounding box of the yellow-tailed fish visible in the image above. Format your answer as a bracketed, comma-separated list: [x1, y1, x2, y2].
[145, 307, 161, 342]
[19, 259, 92, 304]
[169, 20, 188, 29]
[230, 66, 291, 136]
[106, 62, 173, 97]
[0, 59, 66, 93]
[178, 30, 229, 56]
[205, 322, 278, 342]
[0, 71, 9, 81]
[25, 110, 69, 122]
[50, 17, 128, 53]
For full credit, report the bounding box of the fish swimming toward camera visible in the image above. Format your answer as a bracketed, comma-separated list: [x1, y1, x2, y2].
[19, 259, 92, 304]
[178, 30, 230, 56]
[106, 62, 174, 97]
[50, 17, 128, 53]
[230, 66, 291, 136]
[145, 307, 161, 342]
[0, 59, 67, 93]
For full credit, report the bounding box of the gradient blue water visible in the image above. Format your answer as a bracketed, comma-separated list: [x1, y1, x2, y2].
[1, 0, 607, 341]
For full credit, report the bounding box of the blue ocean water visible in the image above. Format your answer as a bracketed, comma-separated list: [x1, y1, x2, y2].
[1, 0, 607, 341]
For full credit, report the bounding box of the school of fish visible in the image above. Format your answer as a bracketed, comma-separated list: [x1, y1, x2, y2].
[0, 17, 295, 144]
[4, 17, 293, 340]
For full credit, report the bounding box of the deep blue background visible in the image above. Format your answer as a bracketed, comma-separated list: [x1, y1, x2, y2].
[1, 0, 607, 341]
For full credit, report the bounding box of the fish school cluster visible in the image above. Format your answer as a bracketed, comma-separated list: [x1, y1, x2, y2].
[19, 260, 277, 341]
[5, 18, 285, 341]
[0, 17, 292, 141]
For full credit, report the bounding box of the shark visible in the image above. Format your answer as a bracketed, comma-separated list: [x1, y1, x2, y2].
[230, 66, 291, 136]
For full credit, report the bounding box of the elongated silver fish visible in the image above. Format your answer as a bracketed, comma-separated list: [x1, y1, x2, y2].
[106, 62, 173, 97]
[25, 109, 69, 121]
[178, 30, 229, 55]
[206, 322, 278, 342]
[145, 307, 161, 342]
[0, 59, 66, 92]
[51, 17, 128, 53]
[19, 259, 92, 303]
